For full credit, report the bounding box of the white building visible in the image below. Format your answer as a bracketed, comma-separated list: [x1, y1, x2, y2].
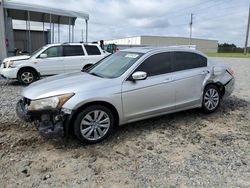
[104, 36, 218, 53]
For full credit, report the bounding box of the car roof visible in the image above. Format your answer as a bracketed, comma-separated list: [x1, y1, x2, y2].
[121, 46, 206, 56]
[46, 43, 99, 47]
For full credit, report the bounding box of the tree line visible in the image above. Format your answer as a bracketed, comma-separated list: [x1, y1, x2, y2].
[218, 43, 249, 53]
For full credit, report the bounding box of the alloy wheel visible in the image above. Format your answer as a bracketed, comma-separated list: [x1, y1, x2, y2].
[204, 88, 219, 111]
[80, 110, 110, 141]
[21, 72, 34, 84]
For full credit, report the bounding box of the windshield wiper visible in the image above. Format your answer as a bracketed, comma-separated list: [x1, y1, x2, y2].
[81, 68, 87, 72]
[89, 72, 104, 78]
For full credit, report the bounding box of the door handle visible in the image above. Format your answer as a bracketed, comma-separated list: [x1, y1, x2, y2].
[163, 77, 173, 83]
[201, 70, 210, 75]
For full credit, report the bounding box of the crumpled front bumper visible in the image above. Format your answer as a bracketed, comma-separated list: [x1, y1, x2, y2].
[16, 99, 68, 139]
[16, 99, 32, 122]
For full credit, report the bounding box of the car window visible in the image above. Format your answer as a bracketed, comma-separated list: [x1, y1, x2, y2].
[42, 46, 62, 58]
[84, 45, 101, 55]
[135, 52, 172, 77]
[63, 45, 84, 56]
[173, 52, 207, 72]
[31, 46, 46, 57]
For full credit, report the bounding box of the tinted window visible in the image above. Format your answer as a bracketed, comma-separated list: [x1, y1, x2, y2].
[135, 52, 172, 77]
[84, 45, 101, 55]
[42, 46, 62, 58]
[63, 45, 84, 56]
[173, 52, 207, 72]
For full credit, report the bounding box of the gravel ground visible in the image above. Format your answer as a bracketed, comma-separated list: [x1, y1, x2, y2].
[0, 57, 249, 188]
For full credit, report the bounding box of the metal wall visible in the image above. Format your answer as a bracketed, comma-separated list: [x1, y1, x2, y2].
[105, 36, 218, 53]
[13, 30, 49, 53]
[5, 17, 15, 56]
[141, 36, 218, 53]
[0, 0, 7, 62]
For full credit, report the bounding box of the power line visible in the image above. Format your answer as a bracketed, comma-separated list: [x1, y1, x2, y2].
[163, 1, 246, 33]
[165, 0, 230, 19]
[194, 3, 247, 20]
[164, 0, 225, 17]
[195, 10, 246, 22]
[192, 0, 234, 14]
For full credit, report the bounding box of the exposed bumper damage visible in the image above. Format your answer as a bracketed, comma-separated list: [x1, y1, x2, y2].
[16, 99, 68, 139]
[224, 78, 235, 98]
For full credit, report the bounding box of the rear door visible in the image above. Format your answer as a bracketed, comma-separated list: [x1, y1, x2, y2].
[62, 45, 85, 72]
[84, 45, 105, 64]
[172, 51, 208, 109]
[122, 52, 176, 121]
[36, 45, 64, 75]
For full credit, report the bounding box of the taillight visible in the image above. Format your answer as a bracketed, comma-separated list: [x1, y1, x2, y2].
[227, 68, 234, 76]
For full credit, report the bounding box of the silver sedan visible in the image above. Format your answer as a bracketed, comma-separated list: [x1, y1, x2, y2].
[16, 47, 235, 144]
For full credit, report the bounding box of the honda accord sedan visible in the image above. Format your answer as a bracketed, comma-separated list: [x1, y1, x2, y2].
[16, 47, 235, 144]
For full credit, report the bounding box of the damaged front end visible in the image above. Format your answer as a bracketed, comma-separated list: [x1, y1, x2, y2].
[16, 97, 71, 139]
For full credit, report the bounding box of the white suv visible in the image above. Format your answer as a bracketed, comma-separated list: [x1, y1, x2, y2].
[0, 43, 109, 84]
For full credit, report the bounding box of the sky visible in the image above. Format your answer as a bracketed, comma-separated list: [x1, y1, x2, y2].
[11, 0, 250, 47]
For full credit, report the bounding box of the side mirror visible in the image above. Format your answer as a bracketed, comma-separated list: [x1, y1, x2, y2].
[213, 66, 224, 76]
[132, 71, 147, 81]
[40, 53, 47, 58]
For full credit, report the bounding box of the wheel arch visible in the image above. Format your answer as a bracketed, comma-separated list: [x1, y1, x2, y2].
[67, 101, 120, 134]
[17, 66, 40, 78]
[204, 82, 225, 97]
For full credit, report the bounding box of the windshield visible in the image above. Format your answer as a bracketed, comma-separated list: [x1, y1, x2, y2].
[30, 46, 47, 57]
[87, 51, 143, 78]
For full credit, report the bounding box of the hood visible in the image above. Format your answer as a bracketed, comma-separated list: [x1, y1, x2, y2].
[22, 71, 118, 100]
[3, 55, 30, 62]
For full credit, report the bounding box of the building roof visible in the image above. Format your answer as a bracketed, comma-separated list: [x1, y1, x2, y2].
[105, 35, 218, 42]
[3, 0, 89, 25]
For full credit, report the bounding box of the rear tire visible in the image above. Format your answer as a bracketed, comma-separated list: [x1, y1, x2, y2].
[74, 105, 114, 144]
[17, 68, 37, 85]
[202, 85, 221, 113]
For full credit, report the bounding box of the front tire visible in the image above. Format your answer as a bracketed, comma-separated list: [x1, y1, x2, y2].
[202, 85, 221, 113]
[74, 105, 114, 144]
[17, 68, 37, 85]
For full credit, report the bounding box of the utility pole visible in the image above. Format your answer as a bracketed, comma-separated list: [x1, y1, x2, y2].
[81, 29, 83, 42]
[244, 5, 250, 55]
[189, 13, 193, 46]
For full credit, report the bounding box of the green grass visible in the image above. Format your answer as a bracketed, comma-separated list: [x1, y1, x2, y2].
[207, 53, 250, 58]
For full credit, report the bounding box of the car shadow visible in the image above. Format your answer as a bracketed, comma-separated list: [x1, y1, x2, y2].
[48, 95, 249, 149]
[0, 78, 22, 86]
[0, 77, 46, 86]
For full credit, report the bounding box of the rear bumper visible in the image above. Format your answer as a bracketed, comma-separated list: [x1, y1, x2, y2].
[0, 68, 18, 79]
[16, 99, 69, 138]
[224, 78, 235, 97]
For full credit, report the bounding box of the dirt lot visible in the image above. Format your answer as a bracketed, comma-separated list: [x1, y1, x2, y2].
[0, 57, 249, 188]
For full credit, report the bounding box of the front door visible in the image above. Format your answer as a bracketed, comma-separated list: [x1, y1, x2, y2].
[122, 52, 175, 122]
[36, 45, 64, 75]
